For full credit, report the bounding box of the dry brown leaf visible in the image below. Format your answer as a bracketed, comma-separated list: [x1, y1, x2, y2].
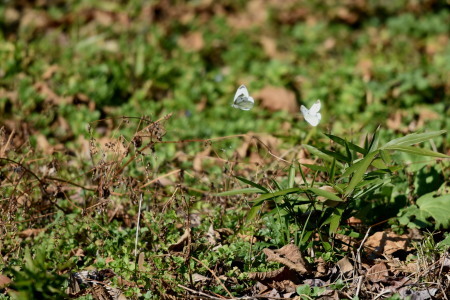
[19, 228, 45, 238]
[263, 244, 311, 274]
[178, 31, 204, 51]
[248, 266, 300, 293]
[168, 228, 190, 252]
[42, 65, 60, 80]
[20, 9, 50, 30]
[36, 134, 53, 155]
[386, 111, 406, 132]
[366, 262, 389, 283]
[336, 256, 354, 274]
[227, 0, 268, 29]
[0, 274, 11, 288]
[364, 231, 411, 256]
[256, 86, 298, 113]
[356, 59, 373, 82]
[260, 36, 282, 58]
[193, 147, 211, 172]
[206, 224, 220, 245]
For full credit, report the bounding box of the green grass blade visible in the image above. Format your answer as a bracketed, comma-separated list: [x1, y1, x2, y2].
[382, 145, 450, 158]
[382, 130, 446, 148]
[235, 176, 269, 193]
[288, 163, 295, 188]
[215, 188, 264, 197]
[249, 188, 304, 202]
[303, 145, 344, 168]
[344, 151, 378, 195]
[307, 187, 343, 202]
[324, 133, 367, 154]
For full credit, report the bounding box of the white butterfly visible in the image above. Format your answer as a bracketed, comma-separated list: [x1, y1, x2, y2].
[300, 100, 321, 126]
[232, 85, 254, 111]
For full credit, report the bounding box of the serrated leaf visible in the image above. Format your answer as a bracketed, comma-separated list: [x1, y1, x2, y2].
[382, 130, 446, 148]
[382, 145, 449, 158]
[215, 188, 264, 197]
[417, 193, 450, 228]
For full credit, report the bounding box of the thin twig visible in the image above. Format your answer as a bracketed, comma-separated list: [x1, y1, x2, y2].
[134, 193, 143, 257]
[190, 257, 233, 299]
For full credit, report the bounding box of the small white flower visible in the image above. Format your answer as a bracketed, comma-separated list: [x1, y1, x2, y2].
[232, 85, 254, 111]
[300, 100, 321, 126]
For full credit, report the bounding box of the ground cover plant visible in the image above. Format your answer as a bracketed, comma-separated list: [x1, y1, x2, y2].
[0, 0, 450, 299]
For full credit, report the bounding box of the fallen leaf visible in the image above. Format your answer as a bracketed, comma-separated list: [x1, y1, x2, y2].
[256, 86, 298, 113]
[168, 228, 190, 252]
[366, 262, 389, 283]
[0, 274, 11, 288]
[263, 244, 311, 274]
[336, 256, 354, 274]
[178, 31, 204, 51]
[364, 231, 411, 256]
[19, 228, 45, 238]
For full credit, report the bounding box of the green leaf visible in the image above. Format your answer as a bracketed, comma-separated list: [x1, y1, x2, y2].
[329, 209, 342, 234]
[303, 145, 344, 168]
[368, 126, 380, 152]
[245, 201, 264, 223]
[382, 145, 450, 158]
[345, 151, 378, 195]
[235, 176, 269, 193]
[382, 130, 446, 148]
[297, 162, 308, 187]
[324, 133, 367, 154]
[288, 164, 295, 188]
[301, 164, 328, 172]
[417, 193, 450, 228]
[250, 188, 304, 202]
[380, 150, 392, 164]
[307, 187, 342, 202]
[329, 158, 336, 183]
[215, 188, 264, 197]
[319, 148, 350, 163]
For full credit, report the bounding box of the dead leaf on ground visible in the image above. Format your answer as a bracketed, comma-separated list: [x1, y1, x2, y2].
[178, 31, 204, 51]
[42, 65, 60, 80]
[227, 0, 268, 29]
[366, 262, 389, 283]
[256, 86, 298, 113]
[364, 231, 411, 257]
[263, 244, 311, 274]
[336, 256, 354, 275]
[0, 274, 11, 288]
[168, 228, 190, 252]
[249, 267, 300, 293]
[19, 228, 45, 238]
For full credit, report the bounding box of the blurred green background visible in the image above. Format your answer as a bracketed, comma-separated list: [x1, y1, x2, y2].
[1, 0, 449, 148]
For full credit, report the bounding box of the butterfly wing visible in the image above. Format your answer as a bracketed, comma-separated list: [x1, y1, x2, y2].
[232, 96, 254, 110]
[301, 103, 321, 126]
[232, 85, 254, 110]
[309, 100, 321, 114]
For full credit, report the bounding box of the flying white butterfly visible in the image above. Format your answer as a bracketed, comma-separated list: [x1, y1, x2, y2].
[232, 85, 254, 111]
[300, 100, 321, 126]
